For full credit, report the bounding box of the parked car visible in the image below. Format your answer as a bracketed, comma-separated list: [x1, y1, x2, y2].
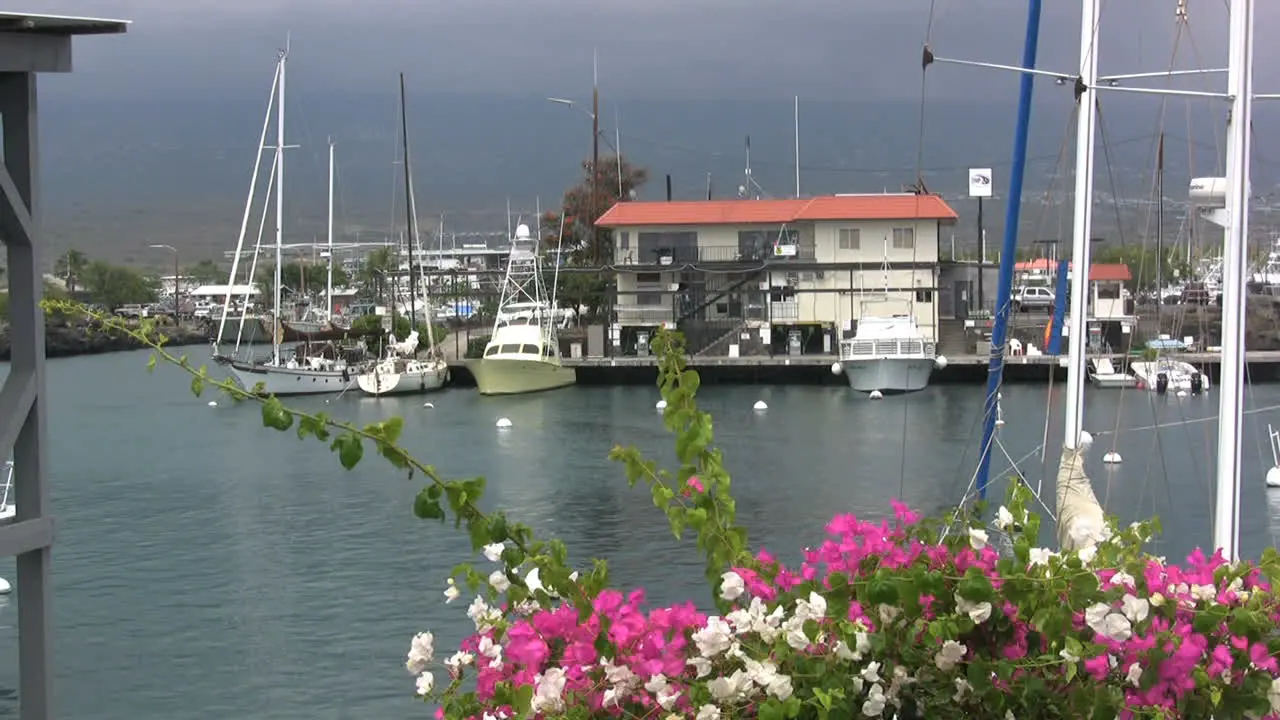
[1013, 286, 1055, 313]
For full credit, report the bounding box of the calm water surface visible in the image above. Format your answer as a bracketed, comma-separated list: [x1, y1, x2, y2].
[0, 349, 1277, 718]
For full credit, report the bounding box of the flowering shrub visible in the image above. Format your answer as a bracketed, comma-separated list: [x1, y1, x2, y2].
[67, 306, 1280, 719]
[401, 331, 1280, 719]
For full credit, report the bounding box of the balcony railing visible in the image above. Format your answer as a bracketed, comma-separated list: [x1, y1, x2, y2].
[770, 301, 800, 321]
[617, 244, 818, 266]
[615, 305, 673, 325]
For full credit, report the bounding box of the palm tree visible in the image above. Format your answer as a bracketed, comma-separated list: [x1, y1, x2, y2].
[54, 248, 87, 294]
[358, 247, 397, 305]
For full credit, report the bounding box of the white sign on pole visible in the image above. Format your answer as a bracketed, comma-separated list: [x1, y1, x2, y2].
[968, 168, 993, 198]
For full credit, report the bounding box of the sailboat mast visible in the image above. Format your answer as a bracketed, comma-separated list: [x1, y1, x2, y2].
[975, 0, 1044, 499]
[272, 48, 287, 363]
[327, 139, 335, 321]
[1156, 134, 1164, 321]
[399, 73, 420, 332]
[1062, 0, 1101, 451]
[1213, 0, 1255, 559]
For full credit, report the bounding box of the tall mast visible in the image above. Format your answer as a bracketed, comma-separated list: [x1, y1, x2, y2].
[399, 73, 419, 332]
[327, 138, 335, 321]
[1062, 0, 1100, 451]
[272, 47, 287, 364]
[1213, 0, 1255, 560]
[1155, 134, 1164, 323]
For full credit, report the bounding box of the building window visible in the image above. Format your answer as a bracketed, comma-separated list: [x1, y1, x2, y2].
[838, 228, 860, 250]
[915, 289, 934, 304]
[637, 292, 662, 306]
[637, 231, 697, 263]
[636, 272, 661, 284]
[618, 231, 630, 250]
[892, 227, 915, 250]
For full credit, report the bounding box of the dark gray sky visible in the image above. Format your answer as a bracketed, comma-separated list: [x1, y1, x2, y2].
[30, 0, 1279, 101]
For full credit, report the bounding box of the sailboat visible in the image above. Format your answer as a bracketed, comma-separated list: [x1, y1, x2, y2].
[356, 74, 448, 397]
[464, 221, 576, 396]
[215, 47, 369, 396]
[835, 240, 944, 394]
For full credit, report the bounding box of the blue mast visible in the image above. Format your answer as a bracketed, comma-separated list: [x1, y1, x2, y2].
[1045, 259, 1070, 355]
[976, 0, 1044, 499]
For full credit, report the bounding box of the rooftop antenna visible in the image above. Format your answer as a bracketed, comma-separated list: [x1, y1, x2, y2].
[743, 135, 753, 199]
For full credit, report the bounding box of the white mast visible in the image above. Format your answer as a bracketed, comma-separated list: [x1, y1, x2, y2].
[1063, 0, 1100, 450]
[272, 46, 287, 365]
[794, 95, 801, 198]
[326, 138, 335, 322]
[1213, 0, 1255, 559]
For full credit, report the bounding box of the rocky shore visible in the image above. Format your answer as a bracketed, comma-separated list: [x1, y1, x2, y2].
[0, 319, 210, 361]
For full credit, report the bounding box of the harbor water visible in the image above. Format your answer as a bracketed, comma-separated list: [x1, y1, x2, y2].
[0, 349, 1278, 718]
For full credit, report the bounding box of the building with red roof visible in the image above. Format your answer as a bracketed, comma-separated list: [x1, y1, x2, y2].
[593, 193, 959, 356]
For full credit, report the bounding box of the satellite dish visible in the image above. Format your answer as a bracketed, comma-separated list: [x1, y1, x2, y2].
[737, 185, 747, 198]
[628, 189, 638, 200]
[515, 224, 531, 239]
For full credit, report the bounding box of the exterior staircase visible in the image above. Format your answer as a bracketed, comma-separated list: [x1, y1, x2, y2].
[937, 318, 971, 357]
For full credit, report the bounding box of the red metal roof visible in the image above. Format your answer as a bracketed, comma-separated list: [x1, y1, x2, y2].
[1012, 260, 1132, 282]
[595, 194, 958, 227]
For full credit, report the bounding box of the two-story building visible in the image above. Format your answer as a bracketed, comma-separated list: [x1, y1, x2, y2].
[595, 194, 959, 356]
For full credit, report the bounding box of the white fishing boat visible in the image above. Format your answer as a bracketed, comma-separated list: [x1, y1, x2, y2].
[1129, 357, 1208, 394]
[836, 315, 941, 394]
[465, 223, 576, 396]
[356, 77, 448, 398]
[1087, 357, 1137, 388]
[215, 49, 368, 396]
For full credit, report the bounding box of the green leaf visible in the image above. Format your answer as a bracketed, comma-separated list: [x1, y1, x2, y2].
[331, 432, 364, 470]
[512, 684, 533, 716]
[261, 397, 294, 431]
[190, 374, 204, 397]
[759, 699, 786, 720]
[413, 489, 445, 520]
[147, 353, 157, 373]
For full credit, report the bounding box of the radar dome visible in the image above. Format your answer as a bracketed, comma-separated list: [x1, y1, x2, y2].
[515, 224, 532, 239]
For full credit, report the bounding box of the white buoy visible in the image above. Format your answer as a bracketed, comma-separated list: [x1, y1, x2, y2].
[869, 390, 884, 400]
[934, 355, 949, 370]
[0, 577, 10, 594]
[655, 400, 668, 410]
[1102, 451, 1123, 464]
[1176, 390, 1188, 398]
[207, 401, 217, 407]
[830, 362, 843, 375]
[1079, 431, 1094, 448]
[1267, 467, 1280, 488]
[424, 402, 434, 408]
[752, 400, 768, 411]
[496, 417, 512, 429]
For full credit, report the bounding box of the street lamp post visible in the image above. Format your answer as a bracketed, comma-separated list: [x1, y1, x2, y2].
[548, 90, 601, 265]
[149, 243, 180, 319]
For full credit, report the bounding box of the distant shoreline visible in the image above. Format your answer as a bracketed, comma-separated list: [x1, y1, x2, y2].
[0, 321, 209, 361]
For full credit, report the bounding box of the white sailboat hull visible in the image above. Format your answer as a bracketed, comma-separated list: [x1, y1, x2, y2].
[227, 361, 357, 396]
[356, 360, 448, 396]
[1129, 360, 1209, 393]
[465, 357, 576, 396]
[843, 357, 935, 394]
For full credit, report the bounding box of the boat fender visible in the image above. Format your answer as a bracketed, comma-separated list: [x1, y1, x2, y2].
[1155, 372, 1168, 395]
[1190, 372, 1203, 396]
[342, 368, 350, 383]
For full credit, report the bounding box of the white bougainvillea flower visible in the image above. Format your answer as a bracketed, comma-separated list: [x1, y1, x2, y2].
[954, 594, 993, 624]
[862, 682, 887, 717]
[443, 577, 460, 603]
[415, 670, 434, 696]
[488, 570, 511, 593]
[934, 640, 967, 672]
[525, 567, 544, 595]
[531, 668, 567, 714]
[406, 631, 434, 674]
[696, 704, 721, 720]
[1120, 593, 1150, 624]
[968, 527, 989, 550]
[995, 506, 1014, 530]
[482, 543, 505, 563]
[719, 571, 745, 601]
[1084, 602, 1133, 642]
[693, 617, 734, 658]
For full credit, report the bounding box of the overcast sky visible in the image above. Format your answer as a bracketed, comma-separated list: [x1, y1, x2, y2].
[28, 0, 1279, 102]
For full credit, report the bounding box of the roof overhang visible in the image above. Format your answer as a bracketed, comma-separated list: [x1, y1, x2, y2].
[0, 12, 129, 73]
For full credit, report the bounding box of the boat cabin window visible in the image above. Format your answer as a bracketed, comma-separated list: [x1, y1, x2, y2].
[499, 344, 520, 354]
[543, 345, 556, 358]
[485, 345, 500, 357]
[519, 344, 539, 354]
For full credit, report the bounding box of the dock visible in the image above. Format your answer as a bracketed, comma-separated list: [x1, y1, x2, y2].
[446, 350, 1280, 387]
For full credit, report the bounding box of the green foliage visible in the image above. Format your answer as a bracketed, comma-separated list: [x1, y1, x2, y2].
[543, 154, 648, 266]
[1093, 243, 1191, 292]
[357, 247, 397, 300]
[183, 259, 225, 286]
[80, 260, 159, 310]
[348, 313, 449, 346]
[53, 248, 88, 294]
[464, 335, 491, 359]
